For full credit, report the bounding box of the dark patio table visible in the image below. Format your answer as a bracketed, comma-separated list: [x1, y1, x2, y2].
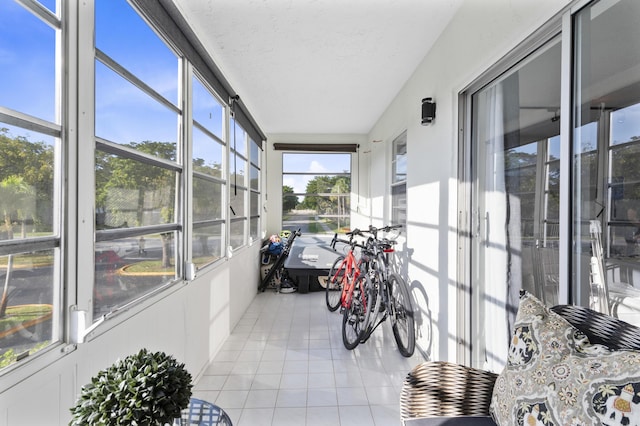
[283, 235, 347, 293]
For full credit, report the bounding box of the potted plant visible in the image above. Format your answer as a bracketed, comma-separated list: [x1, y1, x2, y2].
[69, 348, 193, 426]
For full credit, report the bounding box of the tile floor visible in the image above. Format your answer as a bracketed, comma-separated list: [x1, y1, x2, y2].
[191, 290, 425, 426]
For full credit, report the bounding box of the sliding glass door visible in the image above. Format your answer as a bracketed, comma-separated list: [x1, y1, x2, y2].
[469, 38, 561, 371]
[465, 0, 640, 371]
[572, 0, 640, 323]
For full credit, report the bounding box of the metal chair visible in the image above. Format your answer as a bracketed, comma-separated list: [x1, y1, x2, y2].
[174, 397, 232, 426]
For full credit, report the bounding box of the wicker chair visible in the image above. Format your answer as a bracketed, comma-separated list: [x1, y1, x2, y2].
[399, 304, 640, 424]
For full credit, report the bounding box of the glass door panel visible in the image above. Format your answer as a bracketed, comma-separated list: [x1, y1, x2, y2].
[572, 0, 640, 325]
[470, 39, 561, 371]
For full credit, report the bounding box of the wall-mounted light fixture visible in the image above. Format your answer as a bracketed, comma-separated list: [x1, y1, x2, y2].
[421, 97, 436, 125]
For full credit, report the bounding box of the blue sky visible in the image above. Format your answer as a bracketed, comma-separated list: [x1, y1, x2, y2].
[0, 1, 56, 123]
[95, 0, 179, 106]
[283, 153, 351, 195]
[94, 0, 180, 147]
[612, 104, 640, 145]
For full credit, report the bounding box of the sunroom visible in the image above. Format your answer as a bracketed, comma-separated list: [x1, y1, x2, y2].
[1, 0, 640, 424]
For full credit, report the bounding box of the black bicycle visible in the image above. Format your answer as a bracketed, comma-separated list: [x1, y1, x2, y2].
[259, 228, 301, 292]
[359, 225, 415, 357]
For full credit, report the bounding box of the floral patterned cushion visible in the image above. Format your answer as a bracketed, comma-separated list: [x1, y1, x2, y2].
[490, 291, 640, 426]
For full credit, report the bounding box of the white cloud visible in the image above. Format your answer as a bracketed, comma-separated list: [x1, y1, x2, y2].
[308, 160, 328, 173]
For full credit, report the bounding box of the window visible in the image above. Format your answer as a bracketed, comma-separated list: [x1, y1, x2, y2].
[0, 0, 264, 376]
[249, 138, 261, 242]
[282, 153, 351, 234]
[391, 132, 407, 227]
[229, 119, 248, 249]
[572, 0, 640, 320]
[0, 1, 62, 369]
[192, 75, 225, 268]
[94, 0, 182, 318]
[93, 0, 264, 317]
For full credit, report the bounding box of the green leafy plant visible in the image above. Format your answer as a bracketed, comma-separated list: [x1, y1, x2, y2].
[69, 349, 193, 426]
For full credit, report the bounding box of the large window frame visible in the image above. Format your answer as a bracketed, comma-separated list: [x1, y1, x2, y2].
[191, 72, 227, 270]
[281, 152, 352, 234]
[229, 118, 249, 250]
[93, 0, 184, 320]
[391, 131, 407, 227]
[0, 0, 65, 378]
[0, 0, 264, 380]
[249, 137, 262, 242]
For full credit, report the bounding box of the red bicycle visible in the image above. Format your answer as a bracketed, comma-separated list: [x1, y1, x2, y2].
[326, 229, 361, 311]
[326, 229, 372, 350]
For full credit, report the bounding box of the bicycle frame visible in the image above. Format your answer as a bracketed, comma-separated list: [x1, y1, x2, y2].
[328, 232, 368, 310]
[333, 246, 362, 310]
[360, 226, 403, 335]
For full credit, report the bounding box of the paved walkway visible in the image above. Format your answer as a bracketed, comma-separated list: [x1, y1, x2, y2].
[283, 211, 334, 235]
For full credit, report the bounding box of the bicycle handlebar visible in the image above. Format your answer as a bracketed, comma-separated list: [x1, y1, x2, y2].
[330, 224, 402, 253]
[359, 224, 403, 239]
[330, 230, 369, 251]
[330, 233, 348, 249]
[372, 224, 402, 233]
[346, 228, 363, 236]
[288, 228, 302, 242]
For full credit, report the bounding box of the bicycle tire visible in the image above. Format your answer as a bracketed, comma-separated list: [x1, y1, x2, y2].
[341, 274, 370, 350]
[360, 271, 381, 342]
[259, 254, 286, 292]
[259, 228, 301, 292]
[326, 255, 346, 312]
[389, 273, 415, 357]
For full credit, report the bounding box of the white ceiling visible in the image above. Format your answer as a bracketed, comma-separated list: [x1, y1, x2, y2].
[173, 0, 462, 136]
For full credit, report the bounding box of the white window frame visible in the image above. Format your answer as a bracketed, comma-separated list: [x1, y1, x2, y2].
[391, 131, 407, 227]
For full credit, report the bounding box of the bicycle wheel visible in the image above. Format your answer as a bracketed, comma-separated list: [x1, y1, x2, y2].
[326, 256, 346, 312]
[360, 271, 381, 343]
[341, 274, 370, 350]
[388, 273, 415, 357]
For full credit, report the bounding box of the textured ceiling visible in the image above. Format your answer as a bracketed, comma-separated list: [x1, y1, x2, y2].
[173, 0, 462, 136]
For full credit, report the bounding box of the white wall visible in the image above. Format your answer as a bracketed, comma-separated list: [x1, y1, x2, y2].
[363, 0, 571, 363]
[0, 244, 261, 426]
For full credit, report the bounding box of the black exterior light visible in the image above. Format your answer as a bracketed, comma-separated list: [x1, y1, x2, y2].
[421, 97, 436, 125]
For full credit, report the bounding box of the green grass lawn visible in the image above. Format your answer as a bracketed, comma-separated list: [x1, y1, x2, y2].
[122, 260, 174, 274]
[0, 304, 52, 337]
[0, 253, 54, 268]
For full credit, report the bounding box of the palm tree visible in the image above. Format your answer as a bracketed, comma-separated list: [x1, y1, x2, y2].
[330, 177, 349, 231]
